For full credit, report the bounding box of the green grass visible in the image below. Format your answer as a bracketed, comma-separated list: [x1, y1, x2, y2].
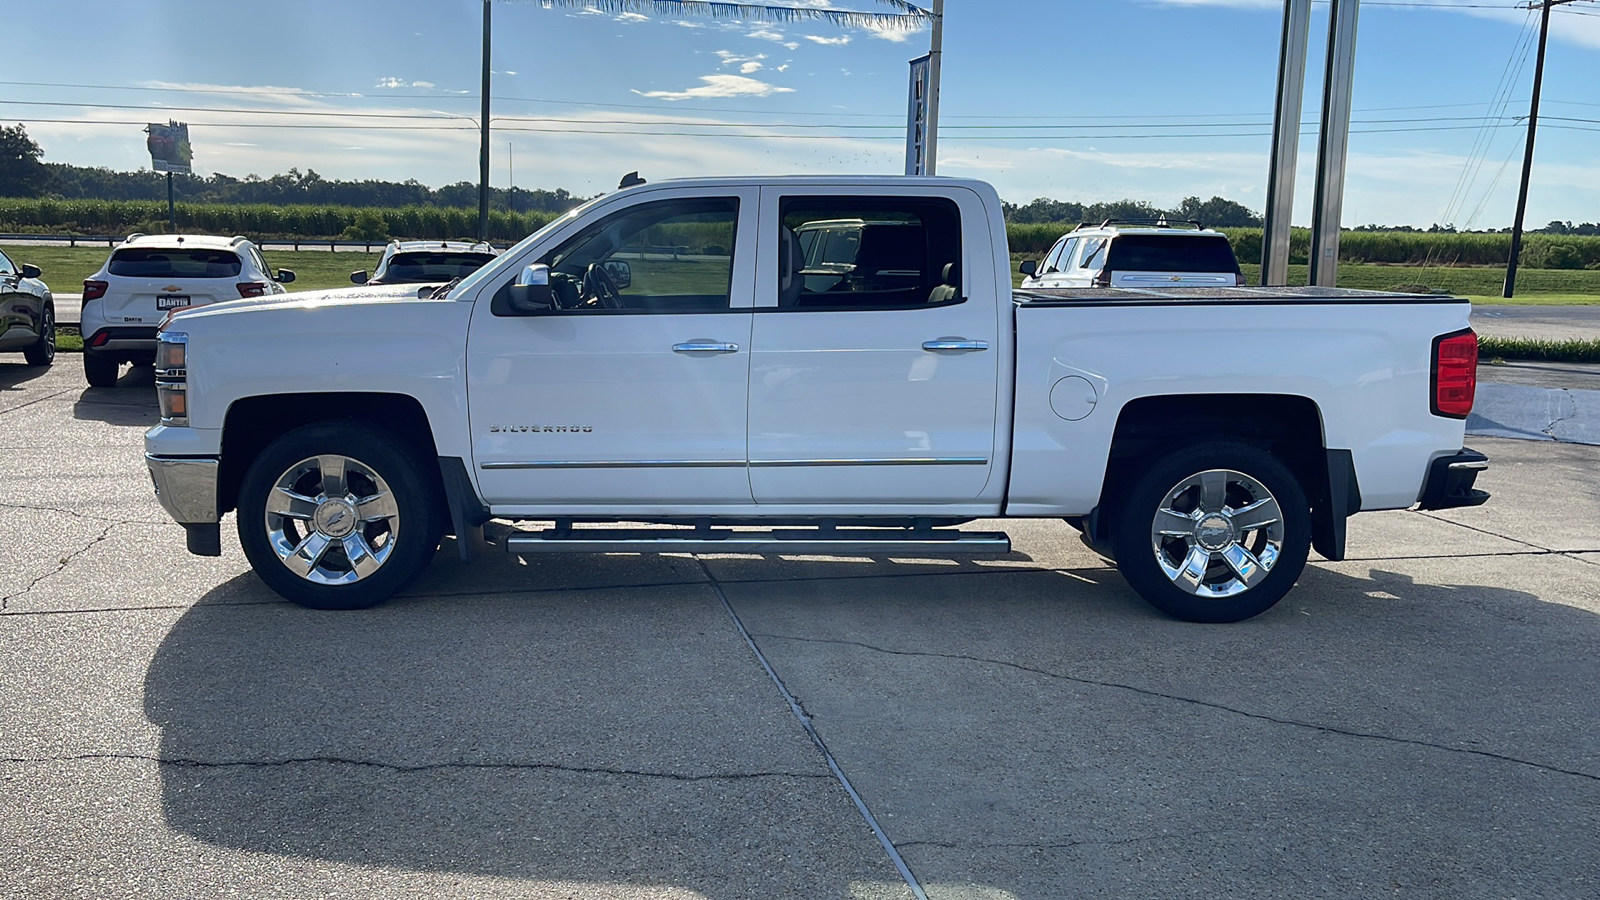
[1479, 335, 1600, 363]
[3, 245, 384, 293]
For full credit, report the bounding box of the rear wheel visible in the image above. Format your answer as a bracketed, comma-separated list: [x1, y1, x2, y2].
[1112, 442, 1310, 623]
[23, 304, 54, 367]
[83, 353, 119, 387]
[237, 422, 443, 610]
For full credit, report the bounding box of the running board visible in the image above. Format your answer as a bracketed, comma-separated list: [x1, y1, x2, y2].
[503, 527, 1011, 556]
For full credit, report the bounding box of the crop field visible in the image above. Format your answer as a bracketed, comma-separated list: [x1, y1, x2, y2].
[5, 246, 384, 293]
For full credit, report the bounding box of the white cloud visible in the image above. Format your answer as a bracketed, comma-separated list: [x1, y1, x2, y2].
[634, 74, 797, 101]
[741, 61, 764, 74]
[863, 22, 915, 43]
[615, 11, 648, 23]
[412, 81, 435, 89]
[804, 35, 852, 45]
[715, 50, 768, 74]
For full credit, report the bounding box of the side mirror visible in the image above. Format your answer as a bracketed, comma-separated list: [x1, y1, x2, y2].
[20, 264, 42, 279]
[1019, 260, 1038, 277]
[493, 264, 556, 316]
[276, 269, 296, 284]
[602, 260, 632, 289]
[350, 271, 368, 285]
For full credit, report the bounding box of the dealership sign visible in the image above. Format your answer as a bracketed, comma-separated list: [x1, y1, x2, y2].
[146, 121, 192, 175]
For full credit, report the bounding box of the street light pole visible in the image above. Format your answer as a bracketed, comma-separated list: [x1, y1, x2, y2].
[1503, 0, 1574, 298]
[478, 0, 492, 242]
[925, 0, 943, 175]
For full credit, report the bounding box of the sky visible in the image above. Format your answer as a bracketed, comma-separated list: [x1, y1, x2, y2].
[6, 0, 1600, 228]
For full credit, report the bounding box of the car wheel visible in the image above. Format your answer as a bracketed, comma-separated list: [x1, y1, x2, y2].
[237, 422, 443, 610]
[23, 304, 55, 367]
[83, 352, 119, 387]
[1111, 441, 1310, 623]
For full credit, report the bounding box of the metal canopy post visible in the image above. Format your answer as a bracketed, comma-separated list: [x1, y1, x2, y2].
[1261, 0, 1312, 287]
[1309, 0, 1360, 287]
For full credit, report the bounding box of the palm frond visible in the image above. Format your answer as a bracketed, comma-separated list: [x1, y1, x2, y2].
[521, 0, 934, 30]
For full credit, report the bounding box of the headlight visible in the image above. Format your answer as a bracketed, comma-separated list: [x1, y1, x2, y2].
[155, 331, 187, 373]
[156, 332, 189, 426]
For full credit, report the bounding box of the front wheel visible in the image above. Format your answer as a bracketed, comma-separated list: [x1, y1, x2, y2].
[23, 304, 54, 367]
[237, 422, 443, 610]
[1112, 442, 1310, 623]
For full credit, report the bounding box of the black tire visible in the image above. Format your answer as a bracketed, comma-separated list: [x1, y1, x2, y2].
[1111, 441, 1310, 623]
[83, 352, 120, 387]
[237, 421, 444, 610]
[23, 304, 54, 367]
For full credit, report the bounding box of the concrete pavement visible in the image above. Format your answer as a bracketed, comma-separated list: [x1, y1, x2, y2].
[2, 361, 1597, 899]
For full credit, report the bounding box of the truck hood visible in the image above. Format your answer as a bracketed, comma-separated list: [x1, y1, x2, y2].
[163, 283, 446, 326]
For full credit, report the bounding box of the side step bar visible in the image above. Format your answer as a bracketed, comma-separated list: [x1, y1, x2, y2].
[503, 527, 1011, 556]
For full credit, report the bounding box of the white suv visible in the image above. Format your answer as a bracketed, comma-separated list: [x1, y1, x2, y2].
[1019, 219, 1244, 290]
[81, 234, 294, 387]
[350, 240, 498, 286]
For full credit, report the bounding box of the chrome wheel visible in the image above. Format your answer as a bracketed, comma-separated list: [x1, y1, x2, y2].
[1150, 468, 1284, 599]
[264, 454, 400, 585]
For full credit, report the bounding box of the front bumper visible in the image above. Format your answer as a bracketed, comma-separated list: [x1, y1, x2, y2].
[147, 454, 219, 524]
[1417, 448, 1491, 510]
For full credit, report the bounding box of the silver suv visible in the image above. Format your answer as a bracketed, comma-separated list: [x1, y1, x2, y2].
[1019, 219, 1244, 290]
[81, 234, 294, 387]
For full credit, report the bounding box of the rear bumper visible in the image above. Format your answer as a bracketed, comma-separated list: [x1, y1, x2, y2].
[85, 326, 159, 356]
[1417, 448, 1490, 510]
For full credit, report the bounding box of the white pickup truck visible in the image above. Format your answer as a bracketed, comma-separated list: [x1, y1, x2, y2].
[144, 176, 1489, 623]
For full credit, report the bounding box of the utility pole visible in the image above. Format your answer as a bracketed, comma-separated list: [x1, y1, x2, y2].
[478, 0, 492, 242]
[1309, 0, 1360, 288]
[1504, 0, 1575, 298]
[1261, 0, 1312, 286]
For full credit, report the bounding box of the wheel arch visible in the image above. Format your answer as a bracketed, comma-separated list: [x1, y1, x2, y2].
[1091, 393, 1356, 561]
[218, 392, 445, 519]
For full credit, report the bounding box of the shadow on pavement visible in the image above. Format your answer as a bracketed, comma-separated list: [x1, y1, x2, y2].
[72, 370, 160, 426]
[139, 554, 1600, 897]
[0, 361, 54, 391]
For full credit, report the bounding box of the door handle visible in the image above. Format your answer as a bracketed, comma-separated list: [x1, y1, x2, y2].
[673, 341, 740, 353]
[922, 338, 989, 351]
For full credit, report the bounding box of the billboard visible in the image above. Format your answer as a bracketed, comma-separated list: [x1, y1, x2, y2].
[905, 55, 931, 176]
[146, 121, 192, 174]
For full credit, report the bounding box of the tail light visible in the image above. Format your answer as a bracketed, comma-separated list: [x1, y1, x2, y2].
[83, 280, 108, 301]
[1093, 269, 1112, 287]
[1235, 273, 1247, 286]
[236, 282, 268, 298]
[1431, 329, 1478, 419]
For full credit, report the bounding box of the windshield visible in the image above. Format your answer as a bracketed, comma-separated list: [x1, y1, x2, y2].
[445, 194, 605, 299]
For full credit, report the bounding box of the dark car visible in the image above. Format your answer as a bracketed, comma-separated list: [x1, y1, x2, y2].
[0, 248, 55, 368]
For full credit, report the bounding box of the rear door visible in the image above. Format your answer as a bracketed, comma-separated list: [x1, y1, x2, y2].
[746, 187, 1000, 506]
[104, 246, 244, 324]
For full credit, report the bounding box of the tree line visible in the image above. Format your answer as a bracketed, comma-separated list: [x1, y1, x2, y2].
[1, 123, 1592, 233]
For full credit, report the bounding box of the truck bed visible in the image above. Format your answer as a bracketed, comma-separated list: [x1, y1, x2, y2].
[1014, 286, 1469, 306]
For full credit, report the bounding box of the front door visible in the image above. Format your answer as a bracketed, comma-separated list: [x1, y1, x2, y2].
[746, 187, 1001, 506]
[467, 190, 757, 509]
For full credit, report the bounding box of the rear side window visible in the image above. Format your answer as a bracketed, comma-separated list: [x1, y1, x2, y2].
[778, 197, 961, 310]
[108, 248, 242, 279]
[1107, 235, 1241, 273]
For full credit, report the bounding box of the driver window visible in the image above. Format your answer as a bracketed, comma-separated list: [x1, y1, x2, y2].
[539, 196, 738, 313]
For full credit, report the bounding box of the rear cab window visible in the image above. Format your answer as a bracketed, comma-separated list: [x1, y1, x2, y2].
[108, 248, 242, 279]
[384, 252, 496, 282]
[1107, 235, 1241, 274]
[777, 197, 962, 310]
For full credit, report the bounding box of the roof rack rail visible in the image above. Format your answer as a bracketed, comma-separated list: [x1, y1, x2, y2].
[124, 232, 146, 242]
[1095, 217, 1206, 230]
[229, 235, 250, 245]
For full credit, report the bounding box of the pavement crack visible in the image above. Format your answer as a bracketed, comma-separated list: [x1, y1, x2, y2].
[0, 388, 76, 418]
[1543, 389, 1578, 439]
[0, 752, 828, 782]
[1415, 512, 1557, 554]
[898, 830, 1224, 852]
[1, 520, 118, 610]
[754, 633, 1600, 784]
[0, 501, 166, 526]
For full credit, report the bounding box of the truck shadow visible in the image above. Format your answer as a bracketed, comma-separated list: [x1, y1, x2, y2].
[140, 558, 1600, 896]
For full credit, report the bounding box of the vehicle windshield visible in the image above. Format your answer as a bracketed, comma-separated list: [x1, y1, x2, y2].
[1106, 235, 1241, 273]
[108, 248, 242, 279]
[379, 252, 495, 283]
[445, 194, 602, 299]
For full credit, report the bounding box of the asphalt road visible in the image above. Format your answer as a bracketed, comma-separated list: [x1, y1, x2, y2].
[2, 361, 1598, 899]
